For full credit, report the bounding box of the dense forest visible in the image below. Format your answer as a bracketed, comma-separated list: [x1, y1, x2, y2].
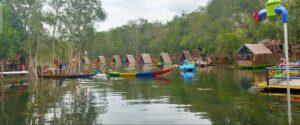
[91, 0, 299, 57]
[0, 0, 299, 70]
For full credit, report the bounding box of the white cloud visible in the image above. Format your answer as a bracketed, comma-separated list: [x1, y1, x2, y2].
[96, 0, 209, 31]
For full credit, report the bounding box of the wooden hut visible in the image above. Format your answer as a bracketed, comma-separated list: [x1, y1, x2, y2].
[111, 55, 121, 64]
[261, 39, 283, 64]
[159, 53, 172, 65]
[124, 55, 136, 64]
[179, 50, 192, 64]
[139, 53, 153, 64]
[291, 44, 300, 60]
[96, 56, 106, 64]
[237, 44, 273, 69]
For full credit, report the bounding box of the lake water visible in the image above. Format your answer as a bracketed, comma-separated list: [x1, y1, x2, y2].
[0, 66, 299, 124]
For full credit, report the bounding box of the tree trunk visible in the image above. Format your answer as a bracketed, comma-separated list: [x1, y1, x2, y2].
[29, 38, 33, 77]
[34, 37, 39, 78]
[52, 26, 56, 70]
[78, 50, 81, 73]
[0, 60, 4, 78]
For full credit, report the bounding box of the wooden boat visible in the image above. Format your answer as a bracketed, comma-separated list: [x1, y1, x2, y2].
[39, 73, 95, 79]
[107, 68, 173, 77]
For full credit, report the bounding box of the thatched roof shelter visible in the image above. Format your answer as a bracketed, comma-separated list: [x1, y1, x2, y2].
[237, 44, 273, 68]
[139, 53, 153, 64]
[159, 53, 172, 64]
[97, 56, 106, 64]
[237, 44, 272, 55]
[111, 55, 121, 64]
[124, 55, 136, 64]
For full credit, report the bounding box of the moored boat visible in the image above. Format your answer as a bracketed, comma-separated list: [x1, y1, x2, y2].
[107, 68, 173, 77]
[38, 73, 96, 79]
[180, 59, 196, 72]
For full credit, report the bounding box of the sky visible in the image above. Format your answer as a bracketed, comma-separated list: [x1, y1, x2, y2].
[96, 0, 209, 31]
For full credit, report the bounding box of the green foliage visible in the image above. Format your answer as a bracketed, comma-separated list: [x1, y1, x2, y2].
[0, 5, 20, 60]
[1, 0, 300, 64]
[91, 0, 300, 58]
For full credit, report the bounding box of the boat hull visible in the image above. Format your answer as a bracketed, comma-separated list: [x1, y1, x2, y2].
[38, 73, 95, 79]
[107, 68, 173, 77]
[120, 73, 136, 77]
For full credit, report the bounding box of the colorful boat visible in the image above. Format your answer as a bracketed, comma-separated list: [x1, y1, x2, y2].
[39, 73, 96, 79]
[107, 68, 173, 77]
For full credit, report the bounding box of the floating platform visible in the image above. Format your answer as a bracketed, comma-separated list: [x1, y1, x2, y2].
[257, 79, 300, 91]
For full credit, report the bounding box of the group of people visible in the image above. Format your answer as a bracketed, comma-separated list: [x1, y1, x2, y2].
[184, 57, 212, 65]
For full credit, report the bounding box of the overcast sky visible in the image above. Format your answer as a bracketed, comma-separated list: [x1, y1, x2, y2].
[96, 0, 209, 31]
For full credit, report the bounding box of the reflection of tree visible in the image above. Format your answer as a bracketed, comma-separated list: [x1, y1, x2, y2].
[0, 80, 6, 124]
[18, 78, 109, 124]
[0, 79, 30, 124]
[48, 80, 108, 124]
[238, 70, 266, 91]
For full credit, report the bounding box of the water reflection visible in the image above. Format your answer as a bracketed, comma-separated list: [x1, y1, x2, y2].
[113, 63, 122, 71]
[180, 71, 196, 82]
[124, 64, 136, 72]
[259, 91, 300, 115]
[1, 67, 300, 124]
[238, 70, 266, 91]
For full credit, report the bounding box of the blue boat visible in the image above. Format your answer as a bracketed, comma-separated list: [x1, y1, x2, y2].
[180, 59, 196, 72]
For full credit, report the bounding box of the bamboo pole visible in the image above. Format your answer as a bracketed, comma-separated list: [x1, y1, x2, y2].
[283, 23, 292, 125]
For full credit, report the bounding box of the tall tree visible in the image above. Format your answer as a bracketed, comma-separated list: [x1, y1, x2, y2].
[0, 4, 20, 77]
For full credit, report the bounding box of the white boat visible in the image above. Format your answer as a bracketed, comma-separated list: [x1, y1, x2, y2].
[0, 71, 29, 76]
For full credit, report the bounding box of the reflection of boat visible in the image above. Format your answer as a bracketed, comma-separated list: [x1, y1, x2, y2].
[154, 77, 172, 84]
[259, 91, 300, 97]
[107, 68, 173, 77]
[180, 71, 196, 82]
[39, 73, 95, 79]
[258, 91, 300, 113]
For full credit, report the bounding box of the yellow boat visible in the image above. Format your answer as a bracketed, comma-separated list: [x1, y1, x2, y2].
[119, 72, 136, 77]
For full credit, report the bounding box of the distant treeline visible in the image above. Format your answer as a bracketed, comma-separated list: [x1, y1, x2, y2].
[0, 0, 299, 66]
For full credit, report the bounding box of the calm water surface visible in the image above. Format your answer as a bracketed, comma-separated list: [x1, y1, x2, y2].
[1, 66, 300, 124]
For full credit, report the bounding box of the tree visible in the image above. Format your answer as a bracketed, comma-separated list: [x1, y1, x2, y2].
[0, 4, 20, 77]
